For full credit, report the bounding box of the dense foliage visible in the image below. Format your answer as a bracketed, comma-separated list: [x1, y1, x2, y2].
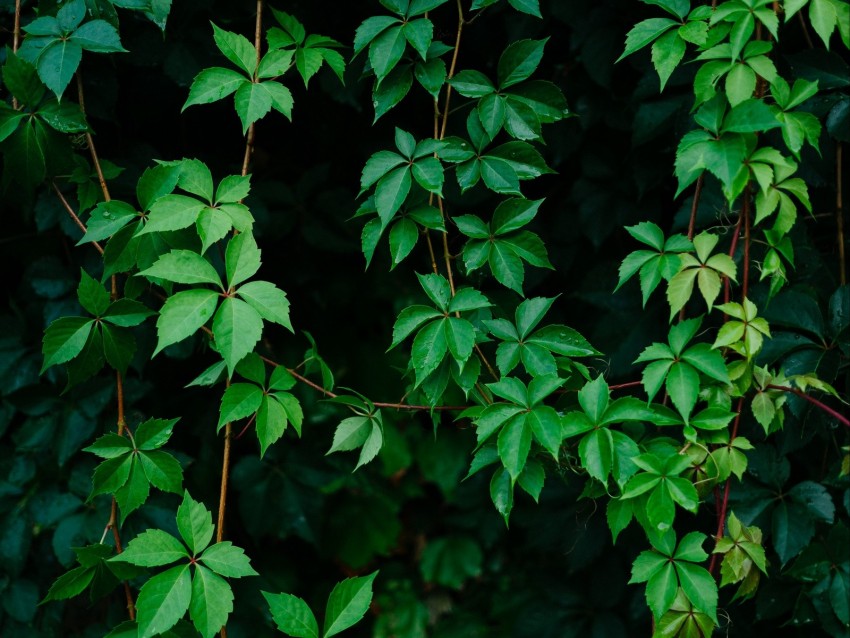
[0, 0, 848, 636]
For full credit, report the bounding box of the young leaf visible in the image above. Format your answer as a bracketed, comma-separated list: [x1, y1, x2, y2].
[176, 491, 215, 555]
[263, 592, 320, 638]
[323, 572, 378, 638]
[136, 564, 192, 638]
[189, 565, 233, 638]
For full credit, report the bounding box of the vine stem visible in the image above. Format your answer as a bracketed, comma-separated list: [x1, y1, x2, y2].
[837, 143, 845, 286]
[767, 384, 850, 428]
[679, 175, 705, 320]
[52, 182, 105, 254]
[76, 73, 112, 204]
[708, 396, 744, 575]
[258, 355, 471, 411]
[12, 0, 20, 109]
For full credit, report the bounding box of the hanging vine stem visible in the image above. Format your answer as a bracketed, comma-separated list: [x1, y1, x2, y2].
[708, 396, 744, 575]
[837, 143, 845, 286]
[216, 9, 264, 607]
[53, 71, 136, 618]
[11, 0, 21, 109]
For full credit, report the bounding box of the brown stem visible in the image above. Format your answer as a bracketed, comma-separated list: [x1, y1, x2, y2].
[609, 380, 643, 391]
[687, 175, 704, 242]
[767, 384, 850, 428]
[723, 208, 744, 306]
[679, 176, 705, 320]
[11, 0, 21, 109]
[216, 10, 264, 601]
[76, 74, 111, 203]
[742, 186, 751, 300]
[708, 397, 744, 575]
[837, 143, 845, 286]
[798, 12, 815, 49]
[52, 182, 105, 254]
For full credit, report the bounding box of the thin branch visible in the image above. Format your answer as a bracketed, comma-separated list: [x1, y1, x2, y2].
[709, 397, 744, 575]
[76, 73, 111, 203]
[742, 186, 751, 300]
[767, 384, 850, 428]
[52, 182, 105, 254]
[798, 11, 815, 48]
[837, 143, 845, 286]
[723, 208, 744, 306]
[240, 0, 265, 178]
[12, 0, 21, 109]
[680, 175, 705, 320]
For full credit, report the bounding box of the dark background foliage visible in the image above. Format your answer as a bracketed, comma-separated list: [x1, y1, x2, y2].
[0, 0, 848, 636]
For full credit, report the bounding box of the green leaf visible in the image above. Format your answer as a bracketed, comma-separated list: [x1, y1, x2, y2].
[234, 81, 273, 134]
[675, 562, 718, 621]
[70, 20, 126, 53]
[263, 81, 294, 119]
[420, 536, 483, 589]
[403, 18, 433, 60]
[101, 323, 135, 375]
[136, 564, 192, 638]
[497, 413, 532, 480]
[225, 232, 261, 288]
[651, 30, 686, 91]
[449, 70, 495, 97]
[176, 491, 215, 555]
[212, 23, 257, 75]
[142, 194, 206, 234]
[78, 201, 138, 244]
[41, 317, 94, 373]
[137, 164, 181, 211]
[212, 298, 263, 375]
[199, 541, 258, 577]
[489, 242, 525, 294]
[646, 562, 678, 618]
[579, 428, 614, 483]
[256, 394, 287, 456]
[37, 40, 83, 98]
[236, 280, 292, 331]
[140, 250, 222, 288]
[444, 317, 475, 362]
[217, 383, 262, 430]
[617, 18, 678, 61]
[263, 592, 319, 638]
[354, 16, 401, 56]
[492, 198, 542, 235]
[153, 289, 219, 356]
[138, 450, 183, 494]
[183, 68, 247, 111]
[375, 166, 412, 227]
[100, 300, 153, 329]
[369, 25, 406, 82]
[77, 269, 110, 316]
[411, 318, 448, 384]
[328, 416, 370, 453]
[91, 454, 133, 497]
[497, 38, 547, 89]
[42, 565, 95, 602]
[189, 565, 233, 638]
[116, 529, 188, 567]
[323, 572, 378, 638]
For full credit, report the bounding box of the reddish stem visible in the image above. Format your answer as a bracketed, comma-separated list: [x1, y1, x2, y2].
[767, 384, 850, 428]
[708, 397, 744, 575]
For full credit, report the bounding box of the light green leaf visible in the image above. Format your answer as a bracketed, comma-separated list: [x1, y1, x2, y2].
[136, 564, 192, 638]
[41, 317, 94, 372]
[651, 30, 686, 91]
[323, 572, 378, 638]
[263, 592, 319, 638]
[140, 250, 222, 288]
[183, 68, 247, 111]
[115, 529, 188, 567]
[225, 232, 261, 288]
[218, 383, 263, 430]
[189, 565, 233, 638]
[153, 289, 219, 356]
[176, 491, 215, 555]
[234, 81, 273, 134]
[497, 38, 547, 89]
[212, 23, 257, 75]
[199, 541, 258, 577]
[212, 298, 264, 375]
[138, 450, 183, 494]
[142, 194, 206, 234]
